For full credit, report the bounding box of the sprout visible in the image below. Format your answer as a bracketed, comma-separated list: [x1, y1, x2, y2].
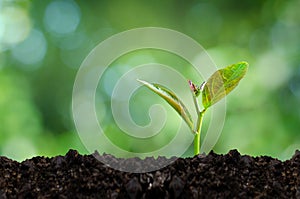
[138, 61, 248, 155]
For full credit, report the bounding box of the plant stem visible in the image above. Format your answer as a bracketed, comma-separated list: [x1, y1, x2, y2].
[191, 93, 206, 155]
[194, 110, 205, 155]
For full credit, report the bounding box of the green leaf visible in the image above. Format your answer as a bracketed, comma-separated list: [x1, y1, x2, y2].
[202, 61, 248, 109]
[137, 79, 194, 131]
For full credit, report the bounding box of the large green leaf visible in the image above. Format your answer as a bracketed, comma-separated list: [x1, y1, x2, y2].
[137, 79, 194, 131]
[202, 61, 248, 109]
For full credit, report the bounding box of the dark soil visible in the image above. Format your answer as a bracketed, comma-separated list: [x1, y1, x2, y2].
[1, 149, 300, 198]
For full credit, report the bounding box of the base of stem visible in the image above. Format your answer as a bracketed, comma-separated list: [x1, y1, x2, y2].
[194, 132, 200, 155]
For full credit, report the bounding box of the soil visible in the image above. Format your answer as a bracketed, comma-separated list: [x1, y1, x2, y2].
[0, 149, 300, 199]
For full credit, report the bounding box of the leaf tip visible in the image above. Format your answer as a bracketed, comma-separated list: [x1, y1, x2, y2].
[239, 61, 249, 69]
[137, 79, 147, 85]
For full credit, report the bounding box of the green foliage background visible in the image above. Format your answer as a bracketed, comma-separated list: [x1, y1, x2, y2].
[0, 0, 300, 161]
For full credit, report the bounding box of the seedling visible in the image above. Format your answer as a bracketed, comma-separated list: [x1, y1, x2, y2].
[137, 61, 248, 155]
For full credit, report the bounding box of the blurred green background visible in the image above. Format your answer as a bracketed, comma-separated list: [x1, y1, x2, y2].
[0, 0, 300, 161]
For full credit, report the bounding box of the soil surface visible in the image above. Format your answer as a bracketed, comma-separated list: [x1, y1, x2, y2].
[0, 149, 300, 198]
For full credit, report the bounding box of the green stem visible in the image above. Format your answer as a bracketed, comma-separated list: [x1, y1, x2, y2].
[191, 93, 206, 155]
[194, 110, 205, 155]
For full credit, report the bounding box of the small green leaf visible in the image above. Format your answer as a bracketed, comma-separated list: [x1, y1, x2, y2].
[137, 79, 194, 131]
[202, 61, 248, 109]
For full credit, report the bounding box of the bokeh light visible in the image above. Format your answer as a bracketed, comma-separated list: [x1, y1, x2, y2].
[0, 5, 31, 50]
[2, 137, 37, 161]
[11, 29, 47, 68]
[44, 0, 81, 35]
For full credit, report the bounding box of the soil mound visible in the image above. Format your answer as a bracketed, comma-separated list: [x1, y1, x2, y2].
[1, 149, 299, 198]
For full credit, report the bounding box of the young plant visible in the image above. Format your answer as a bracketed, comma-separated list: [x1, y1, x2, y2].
[137, 61, 248, 155]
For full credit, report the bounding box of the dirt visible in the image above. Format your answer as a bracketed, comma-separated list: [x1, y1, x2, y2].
[0, 149, 300, 198]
